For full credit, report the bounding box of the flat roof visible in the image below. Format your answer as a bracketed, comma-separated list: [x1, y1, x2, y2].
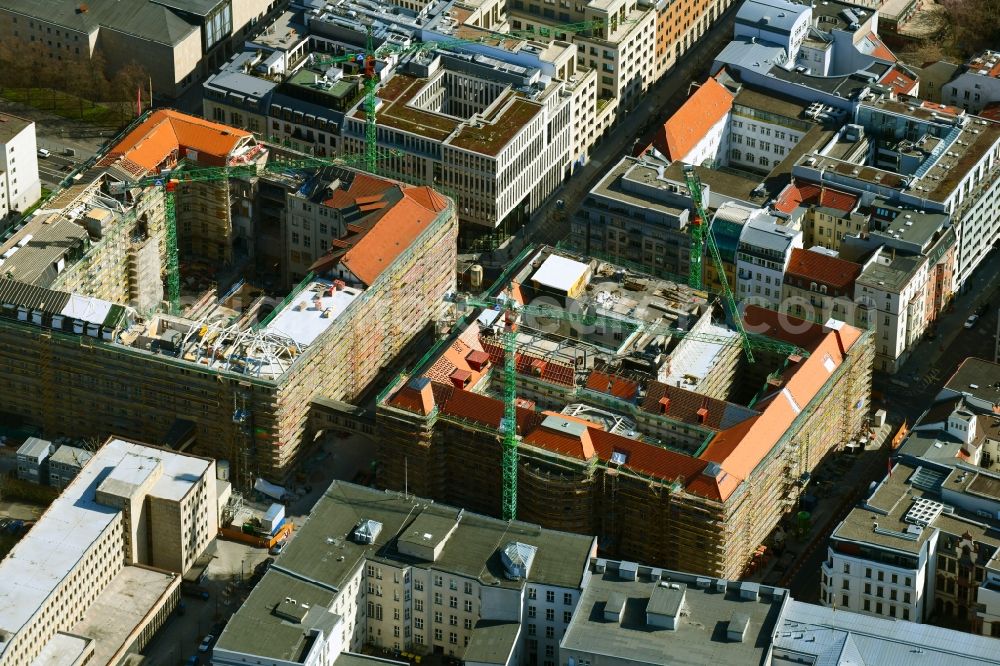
[29, 632, 91, 666]
[856, 252, 925, 292]
[774, 598, 1000, 664]
[218, 482, 594, 658]
[0, 438, 209, 655]
[69, 565, 178, 666]
[532, 255, 590, 293]
[561, 560, 783, 665]
[264, 280, 362, 346]
[732, 87, 809, 121]
[945, 358, 1000, 405]
[0, 112, 32, 144]
[463, 621, 520, 665]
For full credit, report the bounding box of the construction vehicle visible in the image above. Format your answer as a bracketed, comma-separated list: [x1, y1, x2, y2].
[309, 19, 632, 176]
[455, 287, 808, 520]
[683, 165, 755, 362]
[129, 150, 392, 314]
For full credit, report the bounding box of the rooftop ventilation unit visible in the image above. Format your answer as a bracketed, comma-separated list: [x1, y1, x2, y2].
[352, 519, 383, 544]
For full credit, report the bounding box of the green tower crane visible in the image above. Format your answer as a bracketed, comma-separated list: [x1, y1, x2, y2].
[310, 18, 628, 177]
[682, 165, 755, 362]
[458, 288, 806, 520]
[131, 150, 391, 313]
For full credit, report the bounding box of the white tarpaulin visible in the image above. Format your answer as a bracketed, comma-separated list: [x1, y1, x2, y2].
[254, 478, 287, 501]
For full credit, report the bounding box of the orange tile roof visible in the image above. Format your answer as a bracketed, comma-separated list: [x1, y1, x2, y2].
[785, 248, 862, 290]
[590, 430, 708, 485]
[333, 185, 450, 286]
[879, 67, 917, 95]
[481, 340, 576, 387]
[585, 372, 639, 401]
[696, 306, 863, 500]
[523, 411, 597, 460]
[425, 322, 490, 388]
[654, 77, 734, 161]
[868, 33, 897, 62]
[103, 109, 252, 171]
[640, 382, 734, 430]
[775, 181, 858, 214]
[323, 173, 397, 209]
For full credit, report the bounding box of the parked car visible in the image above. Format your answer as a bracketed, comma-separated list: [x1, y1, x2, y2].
[976, 302, 990, 317]
[198, 634, 215, 653]
[965, 314, 979, 329]
[269, 540, 287, 556]
[36, 148, 51, 158]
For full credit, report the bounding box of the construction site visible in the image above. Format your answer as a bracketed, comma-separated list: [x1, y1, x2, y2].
[0, 110, 458, 487]
[377, 245, 875, 579]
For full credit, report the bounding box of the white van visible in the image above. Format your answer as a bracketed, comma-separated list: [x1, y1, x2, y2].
[37, 148, 51, 158]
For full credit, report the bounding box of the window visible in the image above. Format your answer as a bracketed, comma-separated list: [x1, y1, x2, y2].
[434, 612, 442, 624]
[291, 232, 299, 244]
[528, 588, 536, 600]
[545, 626, 555, 639]
[415, 634, 424, 645]
[414, 579, 424, 591]
[449, 632, 458, 645]
[842, 580, 849, 590]
[564, 611, 572, 623]
[434, 592, 442, 605]
[449, 615, 458, 626]
[864, 599, 871, 611]
[528, 624, 536, 636]
[546, 591, 555, 603]
[904, 592, 911, 604]
[528, 606, 536, 618]
[465, 618, 473, 630]
[891, 574, 898, 584]
[903, 608, 910, 621]
[415, 617, 424, 629]
[842, 595, 849, 608]
[415, 599, 423, 612]
[434, 628, 443, 641]
[564, 593, 573, 605]
[450, 579, 458, 591]
[545, 608, 554, 621]
[449, 596, 458, 609]
[465, 582, 473, 595]
[434, 575, 443, 587]
[864, 583, 871, 594]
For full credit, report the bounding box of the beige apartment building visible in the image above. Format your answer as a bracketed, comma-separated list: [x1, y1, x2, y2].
[0, 437, 216, 666]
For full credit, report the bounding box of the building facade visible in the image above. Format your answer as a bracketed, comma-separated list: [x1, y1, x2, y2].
[0, 112, 41, 219]
[735, 214, 802, 311]
[0, 437, 214, 665]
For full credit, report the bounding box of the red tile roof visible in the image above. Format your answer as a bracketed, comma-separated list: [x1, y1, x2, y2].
[774, 181, 859, 214]
[879, 67, 917, 95]
[481, 340, 576, 387]
[585, 372, 639, 401]
[101, 109, 253, 171]
[868, 33, 897, 62]
[654, 77, 734, 161]
[323, 174, 398, 209]
[314, 184, 450, 286]
[785, 248, 862, 290]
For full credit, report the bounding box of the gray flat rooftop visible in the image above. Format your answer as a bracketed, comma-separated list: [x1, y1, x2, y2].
[0, 113, 31, 144]
[463, 621, 520, 665]
[0, 216, 90, 287]
[29, 632, 91, 666]
[561, 563, 782, 666]
[856, 252, 926, 292]
[69, 565, 177, 666]
[0, 0, 198, 45]
[218, 482, 594, 659]
[945, 358, 1000, 404]
[660, 162, 765, 204]
[0, 438, 209, 656]
[588, 157, 686, 219]
[774, 598, 1000, 664]
[732, 87, 810, 121]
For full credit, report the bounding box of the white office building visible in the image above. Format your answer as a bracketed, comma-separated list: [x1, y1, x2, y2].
[0, 112, 41, 219]
[735, 211, 802, 310]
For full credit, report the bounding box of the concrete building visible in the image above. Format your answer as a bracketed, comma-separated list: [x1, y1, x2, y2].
[781, 247, 861, 325]
[0, 112, 41, 219]
[726, 87, 814, 174]
[0, 436, 216, 666]
[212, 481, 596, 665]
[773, 179, 865, 252]
[820, 358, 1000, 633]
[47, 444, 94, 490]
[942, 51, 1000, 114]
[735, 213, 802, 311]
[0, 113, 457, 485]
[0, 0, 285, 98]
[376, 246, 874, 580]
[651, 77, 733, 167]
[734, 0, 811, 61]
[789, 97, 1000, 294]
[566, 556, 1000, 666]
[15, 436, 53, 484]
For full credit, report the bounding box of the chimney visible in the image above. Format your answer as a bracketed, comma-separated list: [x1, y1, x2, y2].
[697, 407, 709, 424]
[659, 397, 670, 414]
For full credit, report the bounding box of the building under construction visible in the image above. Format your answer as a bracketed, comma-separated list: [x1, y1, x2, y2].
[377, 246, 875, 579]
[0, 110, 457, 485]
